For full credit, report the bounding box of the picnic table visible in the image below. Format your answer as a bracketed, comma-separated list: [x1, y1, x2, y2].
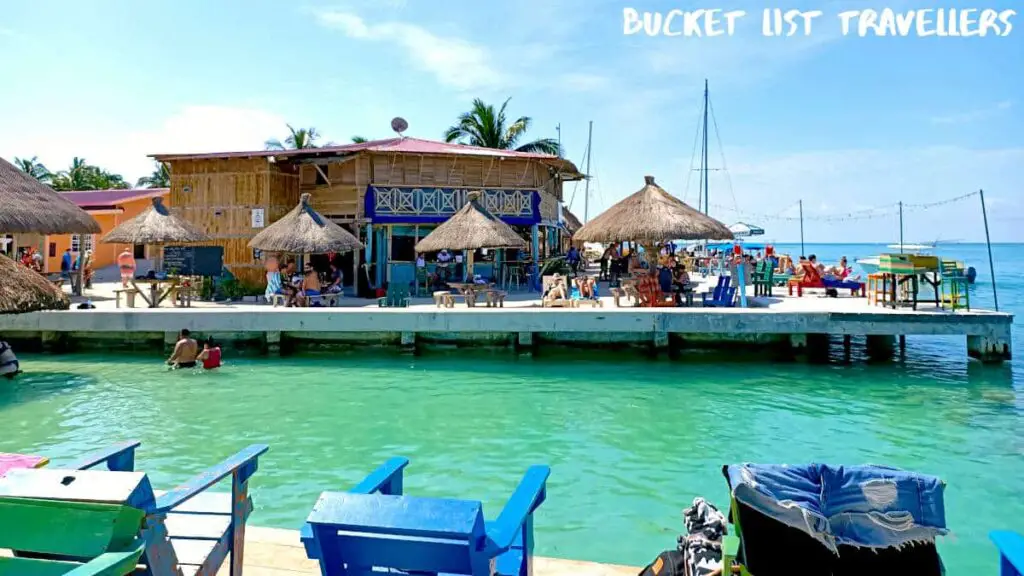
[447, 282, 499, 307]
[130, 277, 181, 308]
[0, 452, 49, 477]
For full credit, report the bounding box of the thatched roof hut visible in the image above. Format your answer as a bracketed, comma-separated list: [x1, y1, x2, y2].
[573, 175, 733, 244]
[415, 191, 527, 253]
[101, 196, 210, 245]
[0, 157, 100, 235]
[562, 208, 583, 234]
[248, 193, 363, 254]
[0, 253, 70, 314]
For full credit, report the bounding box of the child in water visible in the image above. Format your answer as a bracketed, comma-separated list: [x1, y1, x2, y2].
[196, 337, 222, 370]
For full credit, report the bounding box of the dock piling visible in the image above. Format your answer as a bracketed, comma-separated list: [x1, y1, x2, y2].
[400, 331, 417, 354]
[516, 332, 535, 355]
[967, 330, 1012, 363]
[265, 331, 282, 356]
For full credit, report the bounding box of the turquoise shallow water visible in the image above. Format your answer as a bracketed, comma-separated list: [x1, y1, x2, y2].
[1, 243, 1021, 574]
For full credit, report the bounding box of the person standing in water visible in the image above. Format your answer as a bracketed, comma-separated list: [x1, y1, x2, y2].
[166, 329, 199, 369]
[196, 337, 222, 370]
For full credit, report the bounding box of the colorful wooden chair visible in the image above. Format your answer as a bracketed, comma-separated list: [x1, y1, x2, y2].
[0, 468, 148, 575]
[301, 457, 550, 576]
[991, 531, 1024, 576]
[377, 283, 411, 307]
[51, 440, 268, 576]
[939, 259, 970, 311]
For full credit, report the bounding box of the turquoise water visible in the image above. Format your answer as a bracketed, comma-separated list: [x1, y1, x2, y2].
[1, 243, 1020, 574]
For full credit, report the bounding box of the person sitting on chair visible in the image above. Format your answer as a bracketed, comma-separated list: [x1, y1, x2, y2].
[544, 274, 568, 304]
[325, 262, 344, 294]
[299, 264, 321, 306]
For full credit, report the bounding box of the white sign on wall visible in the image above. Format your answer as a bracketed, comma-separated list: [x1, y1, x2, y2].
[251, 208, 265, 228]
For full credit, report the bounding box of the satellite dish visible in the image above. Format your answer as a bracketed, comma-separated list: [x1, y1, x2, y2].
[391, 117, 408, 136]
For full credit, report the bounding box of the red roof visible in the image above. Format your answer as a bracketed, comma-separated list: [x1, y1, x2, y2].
[151, 137, 573, 164]
[62, 188, 168, 208]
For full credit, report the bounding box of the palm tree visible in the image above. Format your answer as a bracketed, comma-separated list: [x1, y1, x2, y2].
[266, 124, 322, 150]
[137, 161, 170, 188]
[13, 156, 51, 183]
[444, 98, 560, 155]
[351, 136, 369, 144]
[50, 158, 130, 191]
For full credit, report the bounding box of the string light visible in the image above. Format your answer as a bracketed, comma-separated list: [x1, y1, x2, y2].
[709, 191, 980, 223]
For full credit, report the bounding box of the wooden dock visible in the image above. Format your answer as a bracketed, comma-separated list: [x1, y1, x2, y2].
[220, 526, 637, 576]
[0, 286, 1013, 362]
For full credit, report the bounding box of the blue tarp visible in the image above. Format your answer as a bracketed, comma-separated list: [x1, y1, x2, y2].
[725, 463, 947, 553]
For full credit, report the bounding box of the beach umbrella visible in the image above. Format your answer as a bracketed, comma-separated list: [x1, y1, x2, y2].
[101, 196, 211, 271]
[415, 190, 527, 277]
[729, 222, 765, 238]
[573, 175, 733, 265]
[248, 193, 363, 254]
[0, 157, 100, 235]
[0, 252, 70, 313]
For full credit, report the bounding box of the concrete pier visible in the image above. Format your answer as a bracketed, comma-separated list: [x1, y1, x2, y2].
[0, 303, 1013, 363]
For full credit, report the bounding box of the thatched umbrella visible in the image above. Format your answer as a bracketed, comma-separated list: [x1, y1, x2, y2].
[415, 191, 527, 278]
[248, 193, 363, 254]
[101, 196, 211, 271]
[573, 175, 733, 265]
[0, 253, 70, 314]
[0, 157, 100, 235]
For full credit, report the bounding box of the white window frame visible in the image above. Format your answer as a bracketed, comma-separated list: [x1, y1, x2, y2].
[71, 235, 81, 252]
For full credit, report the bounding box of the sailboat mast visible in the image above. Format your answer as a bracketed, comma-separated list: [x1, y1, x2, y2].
[583, 120, 593, 222]
[701, 79, 710, 216]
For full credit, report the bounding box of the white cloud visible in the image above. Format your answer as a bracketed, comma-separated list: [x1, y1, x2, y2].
[0, 106, 286, 183]
[313, 10, 503, 92]
[930, 100, 1014, 125]
[561, 73, 611, 92]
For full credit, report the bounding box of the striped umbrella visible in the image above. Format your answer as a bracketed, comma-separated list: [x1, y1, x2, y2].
[728, 222, 765, 237]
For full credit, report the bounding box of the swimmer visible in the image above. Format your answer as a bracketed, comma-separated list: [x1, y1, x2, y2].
[197, 336, 222, 370]
[166, 328, 199, 369]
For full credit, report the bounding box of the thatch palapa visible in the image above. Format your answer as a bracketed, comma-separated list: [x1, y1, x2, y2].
[0, 157, 100, 235]
[415, 191, 527, 253]
[573, 176, 733, 244]
[248, 193, 363, 254]
[102, 196, 211, 245]
[562, 208, 583, 234]
[0, 253, 70, 314]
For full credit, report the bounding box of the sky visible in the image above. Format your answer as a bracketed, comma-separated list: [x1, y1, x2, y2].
[1, 0, 1022, 242]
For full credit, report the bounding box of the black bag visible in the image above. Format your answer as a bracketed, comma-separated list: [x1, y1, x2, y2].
[639, 549, 687, 576]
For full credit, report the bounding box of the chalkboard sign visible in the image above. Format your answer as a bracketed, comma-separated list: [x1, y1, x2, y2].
[162, 246, 224, 276]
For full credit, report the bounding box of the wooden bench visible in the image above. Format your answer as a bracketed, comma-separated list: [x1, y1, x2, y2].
[113, 288, 139, 309]
[482, 289, 507, 308]
[307, 293, 342, 307]
[610, 285, 638, 307]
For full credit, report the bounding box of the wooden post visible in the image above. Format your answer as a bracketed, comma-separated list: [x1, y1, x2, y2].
[979, 189, 999, 311]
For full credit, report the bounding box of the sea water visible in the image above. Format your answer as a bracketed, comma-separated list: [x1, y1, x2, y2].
[0, 243, 1020, 574]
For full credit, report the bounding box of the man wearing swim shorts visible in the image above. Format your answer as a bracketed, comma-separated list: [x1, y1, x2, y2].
[166, 328, 199, 368]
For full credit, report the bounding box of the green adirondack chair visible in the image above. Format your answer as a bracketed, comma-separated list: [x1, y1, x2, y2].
[0, 468, 148, 576]
[378, 283, 411, 307]
[752, 260, 774, 297]
[414, 267, 429, 296]
[939, 259, 970, 311]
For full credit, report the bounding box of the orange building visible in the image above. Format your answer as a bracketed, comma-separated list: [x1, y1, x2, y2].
[35, 188, 169, 272]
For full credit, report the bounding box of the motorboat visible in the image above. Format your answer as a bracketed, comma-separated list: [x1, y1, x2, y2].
[855, 243, 935, 275]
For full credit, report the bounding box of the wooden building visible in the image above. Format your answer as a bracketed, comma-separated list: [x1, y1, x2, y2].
[152, 137, 583, 289]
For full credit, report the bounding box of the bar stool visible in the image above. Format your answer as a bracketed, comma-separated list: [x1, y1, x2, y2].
[505, 263, 523, 291]
[867, 273, 886, 305]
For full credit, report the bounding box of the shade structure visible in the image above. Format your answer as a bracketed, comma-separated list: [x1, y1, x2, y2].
[0, 157, 100, 235]
[573, 176, 733, 244]
[729, 222, 765, 237]
[248, 193, 363, 254]
[562, 208, 583, 234]
[415, 191, 527, 253]
[101, 196, 211, 245]
[0, 253, 70, 313]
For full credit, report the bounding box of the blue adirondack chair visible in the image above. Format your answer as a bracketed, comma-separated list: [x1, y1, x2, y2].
[301, 457, 550, 576]
[55, 440, 269, 576]
[992, 531, 1024, 576]
[701, 275, 734, 307]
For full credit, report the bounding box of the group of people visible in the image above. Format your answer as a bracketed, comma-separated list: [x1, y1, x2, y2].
[778, 253, 859, 282]
[543, 273, 598, 304]
[266, 258, 345, 307]
[166, 329, 222, 370]
[598, 242, 647, 284]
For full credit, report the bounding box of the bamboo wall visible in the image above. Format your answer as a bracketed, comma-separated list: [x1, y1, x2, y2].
[168, 158, 299, 284]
